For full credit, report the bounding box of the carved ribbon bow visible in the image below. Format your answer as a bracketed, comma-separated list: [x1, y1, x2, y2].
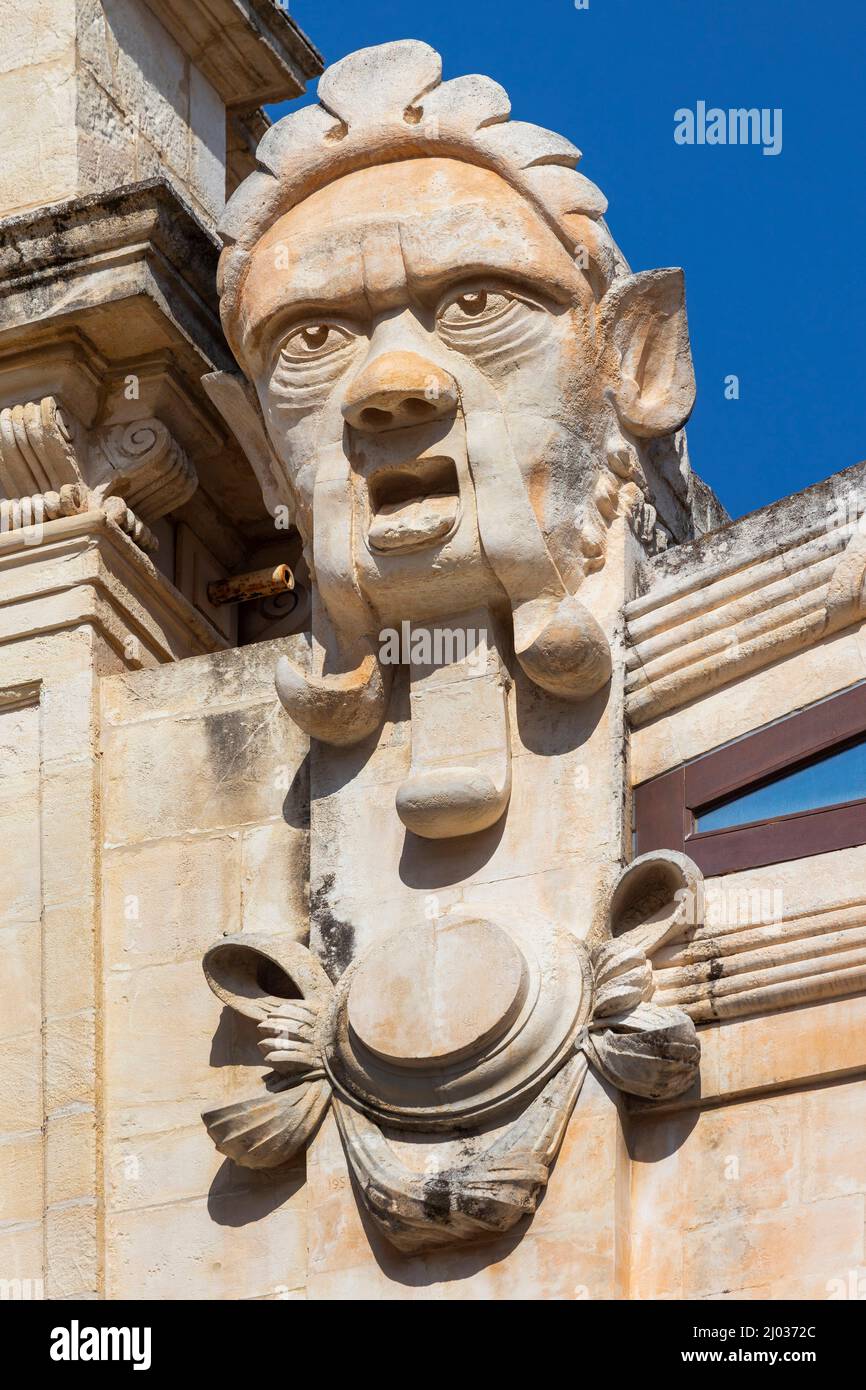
[201, 851, 702, 1251]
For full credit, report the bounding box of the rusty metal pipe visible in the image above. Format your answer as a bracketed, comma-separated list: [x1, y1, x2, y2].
[207, 563, 295, 607]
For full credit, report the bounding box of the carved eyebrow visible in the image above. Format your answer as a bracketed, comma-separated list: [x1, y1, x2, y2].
[408, 265, 574, 309]
[242, 210, 582, 367]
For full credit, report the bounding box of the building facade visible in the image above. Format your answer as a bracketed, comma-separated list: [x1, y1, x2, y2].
[2, 8, 865, 1301]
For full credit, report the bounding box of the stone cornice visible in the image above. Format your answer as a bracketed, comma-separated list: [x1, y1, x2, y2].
[626, 461, 866, 724]
[142, 0, 323, 107]
[0, 180, 232, 373]
[0, 510, 228, 663]
[0, 182, 278, 556]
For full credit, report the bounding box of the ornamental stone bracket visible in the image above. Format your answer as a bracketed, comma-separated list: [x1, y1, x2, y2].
[200, 850, 702, 1253]
[0, 394, 196, 552]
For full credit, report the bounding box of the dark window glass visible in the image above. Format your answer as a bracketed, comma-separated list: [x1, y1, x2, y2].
[696, 737, 866, 833]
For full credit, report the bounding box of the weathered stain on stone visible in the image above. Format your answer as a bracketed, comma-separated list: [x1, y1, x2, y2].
[310, 873, 355, 981]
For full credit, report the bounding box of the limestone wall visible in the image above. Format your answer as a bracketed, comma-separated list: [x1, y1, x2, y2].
[91, 585, 866, 1300]
[0, 689, 45, 1288]
[93, 621, 633, 1300]
[2, 14, 863, 1303]
[4, 571, 864, 1299]
[98, 638, 310, 1298]
[626, 611, 866, 1301]
[91, 614, 862, 1302]
[0, 512, 235, 1298]
[0, 0, 225, 223]
[630, 1019, 866, 1300]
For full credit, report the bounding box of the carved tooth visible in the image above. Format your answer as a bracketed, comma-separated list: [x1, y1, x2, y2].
[275, 642, 390, 747]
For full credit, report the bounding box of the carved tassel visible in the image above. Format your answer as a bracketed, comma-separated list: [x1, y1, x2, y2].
[202, 1080, 331, 1169]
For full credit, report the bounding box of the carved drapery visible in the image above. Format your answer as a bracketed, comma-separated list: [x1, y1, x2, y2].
[201, 852, 702, 1253]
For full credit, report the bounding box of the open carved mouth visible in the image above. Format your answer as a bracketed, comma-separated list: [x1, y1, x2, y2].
[366, 456, 460, 554]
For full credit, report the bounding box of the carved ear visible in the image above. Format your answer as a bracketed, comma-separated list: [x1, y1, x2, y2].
[202, 370, 288, 519]
[599, 269, 696, 437]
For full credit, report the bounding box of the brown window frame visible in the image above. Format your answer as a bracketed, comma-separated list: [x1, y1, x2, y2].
[634, 682, 866, 875]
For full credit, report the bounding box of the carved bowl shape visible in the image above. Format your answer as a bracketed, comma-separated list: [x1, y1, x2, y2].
[318, 908, 592, 1131]
[203, 932, 333, 1021]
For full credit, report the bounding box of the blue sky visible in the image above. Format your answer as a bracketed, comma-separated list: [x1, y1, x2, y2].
[270, 1, 865, 521]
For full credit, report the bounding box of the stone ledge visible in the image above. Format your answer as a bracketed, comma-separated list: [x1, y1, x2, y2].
[142, 0, 323, 107]
[0, 179, 230, 373]
[626, 459, 866, 723]
[0, 510, 228, 663]
[0, 181, 279, 556]
[630, 990, 866, 1116]
[637, 457, 866, 598]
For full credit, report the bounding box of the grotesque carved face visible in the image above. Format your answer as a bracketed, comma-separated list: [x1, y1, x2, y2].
[210, 40, 698, 760]
[234, 158, 606, 626]
[199, 50, 707, 1245]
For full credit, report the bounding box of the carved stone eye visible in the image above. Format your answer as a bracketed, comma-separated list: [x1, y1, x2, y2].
[438, 289, 514, 327]
[282, 323, 349, 359]
[456, 291, 487, 316]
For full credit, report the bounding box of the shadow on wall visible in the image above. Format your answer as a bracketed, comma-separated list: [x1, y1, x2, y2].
[209, 1008, 264, 1069]
[625, 1092, 702, 1162]
[399, 812, 508, 890]
[207, 1158, 305, 1227]
[206, 1009, 308, 1225]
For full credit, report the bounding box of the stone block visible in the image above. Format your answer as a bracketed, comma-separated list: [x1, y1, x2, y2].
[0, 1221, 42, 1286]
[102, 833, 242, 970]
[0, 1130, 43, 1225]
[682, 1195, 864, 1300]
[0, 1032, 41, 1136]
[801, 1079, 866, 1202]
[44, 1012, 95, 1113]
[45, 1108, 96, 1205]
[107, 1193, 307, 1300]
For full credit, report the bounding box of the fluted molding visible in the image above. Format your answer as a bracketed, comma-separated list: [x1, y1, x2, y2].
[625, 516, 866, 724]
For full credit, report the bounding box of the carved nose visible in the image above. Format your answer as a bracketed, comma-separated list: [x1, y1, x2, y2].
[342, 352, 458, 432]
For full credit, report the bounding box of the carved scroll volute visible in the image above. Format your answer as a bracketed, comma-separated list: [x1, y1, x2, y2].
[0, 397, 83, 497]
[608, 849, 703, 957]
[581, 851, 703, 1102]
[0, 395, 195, 553]
[88, 419, 197, 523]
[201, 934, 334, 1170]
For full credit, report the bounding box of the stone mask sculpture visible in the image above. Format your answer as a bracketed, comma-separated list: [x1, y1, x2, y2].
[200, 41, 703, 1255]
[205, 38, 697, 838]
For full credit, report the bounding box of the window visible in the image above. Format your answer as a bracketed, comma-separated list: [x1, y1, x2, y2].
[634, 683, 866, 874]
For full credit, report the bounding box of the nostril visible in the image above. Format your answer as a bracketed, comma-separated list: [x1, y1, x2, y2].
[402, 397, 437, 418]
[360, 407, 393, 428]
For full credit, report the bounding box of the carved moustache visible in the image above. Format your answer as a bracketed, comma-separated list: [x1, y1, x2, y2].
[275, 383, 611, 836]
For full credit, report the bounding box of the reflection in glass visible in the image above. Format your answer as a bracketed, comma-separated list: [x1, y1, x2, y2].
[696, 738, 866, 833]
